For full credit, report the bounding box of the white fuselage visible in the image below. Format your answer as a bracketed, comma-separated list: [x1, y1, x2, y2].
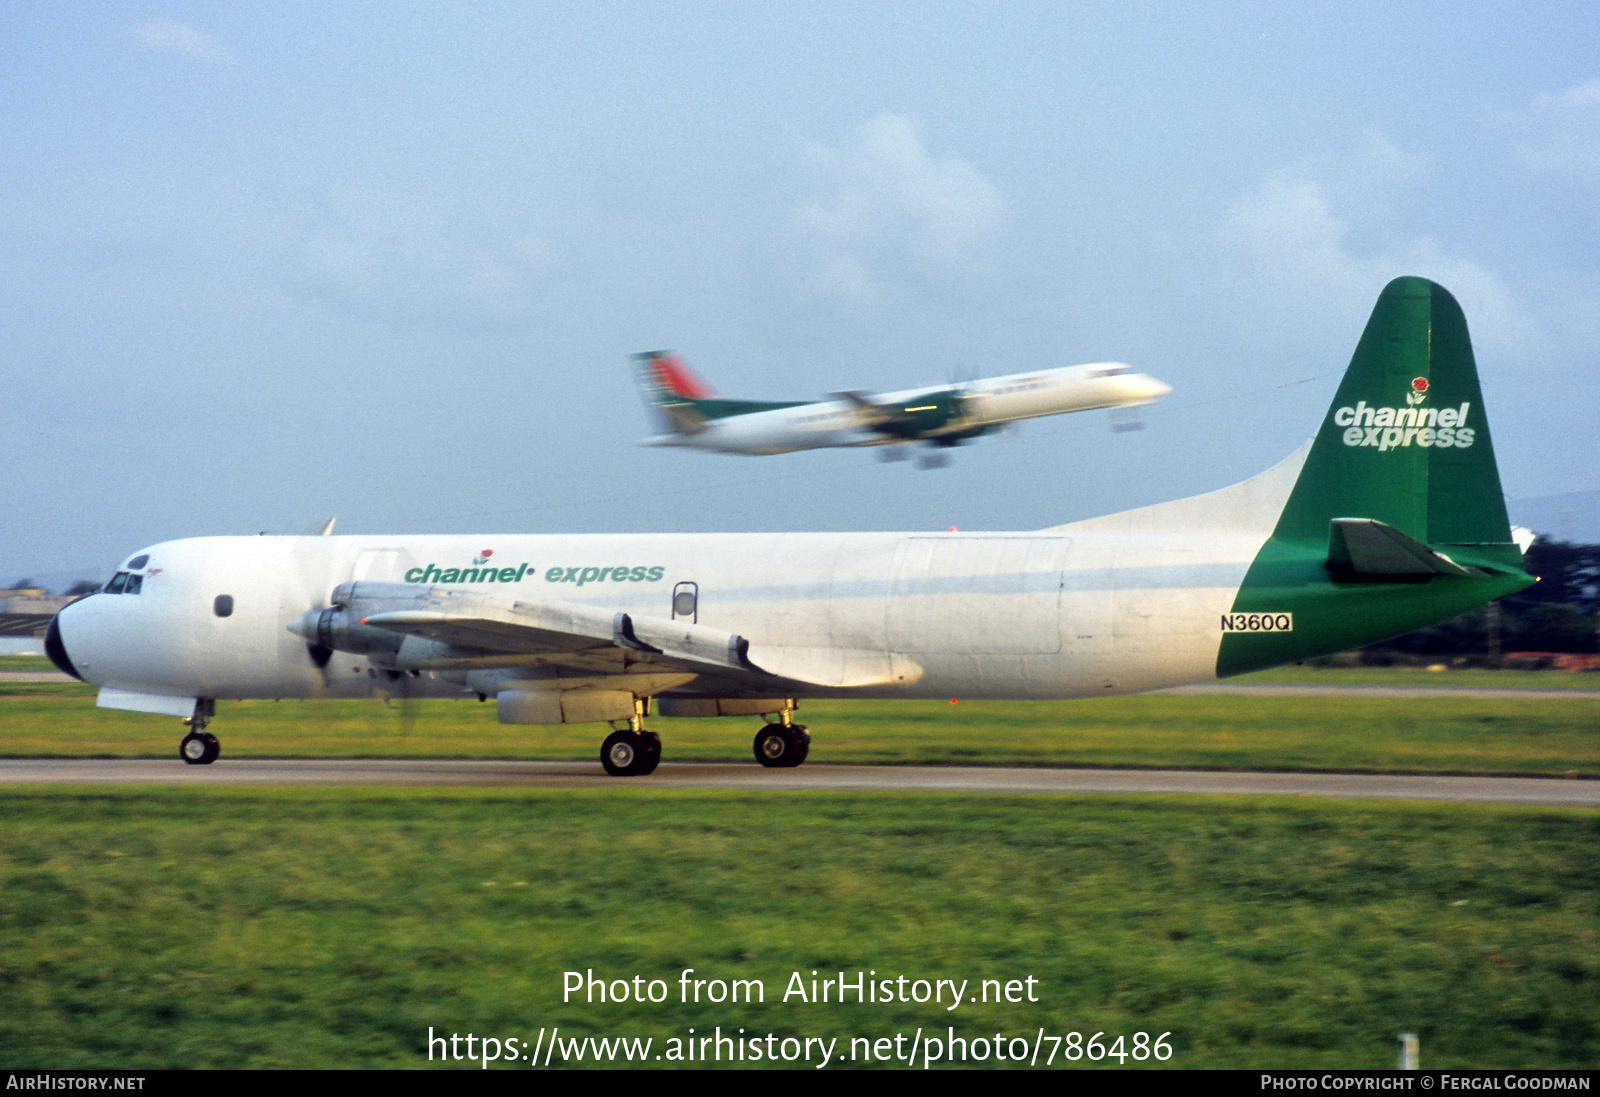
[646, 363, 1171, 455]
[52, 449, 1301, 713]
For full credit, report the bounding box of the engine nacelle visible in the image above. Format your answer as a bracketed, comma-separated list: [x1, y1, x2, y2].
[289, 607, 403, 661]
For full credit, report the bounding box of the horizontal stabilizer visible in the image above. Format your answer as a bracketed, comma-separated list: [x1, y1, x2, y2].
[1326, 518, 1479, 578]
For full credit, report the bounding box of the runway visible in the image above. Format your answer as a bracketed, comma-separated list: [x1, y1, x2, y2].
[2, 758, 1596, 806]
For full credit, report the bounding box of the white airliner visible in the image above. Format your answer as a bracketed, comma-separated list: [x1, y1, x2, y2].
[633, 352, 1171, 463]
[48, 279, 1531, 776]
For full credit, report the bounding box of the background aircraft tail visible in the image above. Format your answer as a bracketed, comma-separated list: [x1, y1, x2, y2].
[1217, 276, 1533, 675]
[631, 352, 809, 438]
[633, 351, 717, 435]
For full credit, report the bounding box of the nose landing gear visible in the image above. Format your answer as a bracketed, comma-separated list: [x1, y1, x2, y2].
[178, 700, 219, 765]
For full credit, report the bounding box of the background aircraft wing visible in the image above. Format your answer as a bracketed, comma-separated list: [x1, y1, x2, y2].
[830, 389, 897, 428]
[829, 386, 978, 440]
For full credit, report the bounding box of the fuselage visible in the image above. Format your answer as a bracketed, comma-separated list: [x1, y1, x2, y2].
[644, 362, 1170, 454]
[49, 453, 1294, 713]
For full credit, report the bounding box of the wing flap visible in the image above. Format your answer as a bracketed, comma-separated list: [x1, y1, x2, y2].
[742, 644, 921, 689]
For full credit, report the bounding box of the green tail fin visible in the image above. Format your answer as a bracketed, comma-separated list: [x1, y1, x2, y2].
[1217, 277, 1533, 677]
[1275, 276, 1519, 566]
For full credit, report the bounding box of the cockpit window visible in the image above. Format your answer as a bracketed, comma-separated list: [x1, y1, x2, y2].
[105, 572, 129, 594]
[128, 554, 150, 570]
[1092, 365, 1130, 377]
[124, 574, 143, 595]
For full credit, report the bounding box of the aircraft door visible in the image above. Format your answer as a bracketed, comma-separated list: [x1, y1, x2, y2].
[350, 548, 414, 585]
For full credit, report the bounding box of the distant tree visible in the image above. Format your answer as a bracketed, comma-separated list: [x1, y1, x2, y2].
[1498, 537, 1600, 653]
[65, 579, 102, 595]
[1517, 538, 1600, 615]
[1505, 601, 1597, 652]
[1361, 537, 1600, 661]
[7, 577, 39, 591]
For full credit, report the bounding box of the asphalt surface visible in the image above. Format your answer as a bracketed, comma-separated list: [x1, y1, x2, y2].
[2, 758, 1596, 806]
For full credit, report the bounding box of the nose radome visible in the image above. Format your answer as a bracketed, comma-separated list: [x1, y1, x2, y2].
[45, 608, 84, 681]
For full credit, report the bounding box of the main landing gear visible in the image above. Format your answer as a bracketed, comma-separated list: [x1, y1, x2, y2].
[600, 703, 660, 777]
[179, 704, 220, 765]
[597, 700, 813, 776]
[753, 711, 810, 769]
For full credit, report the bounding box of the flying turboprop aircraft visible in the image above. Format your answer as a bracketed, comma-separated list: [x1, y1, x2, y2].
[632, 351, 1171, 463]
[48, 278, 1531, 776]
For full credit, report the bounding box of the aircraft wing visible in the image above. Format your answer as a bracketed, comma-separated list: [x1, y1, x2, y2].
[831, 389, 898, 428]
[311, 582, 910, 689]
[829, 386, 975, 438]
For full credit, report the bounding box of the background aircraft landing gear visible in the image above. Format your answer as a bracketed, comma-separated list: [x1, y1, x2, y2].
[753, 722, 810, 768]
[179, 726, 219, 765]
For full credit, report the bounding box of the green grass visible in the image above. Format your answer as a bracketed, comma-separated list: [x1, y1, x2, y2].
[3, 683, 1597, 776]
[1240, 665, 1600, 690]
[4, 678, 1596, 1070]
[1, 788, 1594, 1069]
[0, 653, 51, 670]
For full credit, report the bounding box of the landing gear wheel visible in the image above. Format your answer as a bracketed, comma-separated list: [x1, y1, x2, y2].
[601, 730, 638, 776]
[601, 730, 660, 777]
[180, 730, 220, 765]
[754, 724, 809, 768]
[635, 731, 661, 776]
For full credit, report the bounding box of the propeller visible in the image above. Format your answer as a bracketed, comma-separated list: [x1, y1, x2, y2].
[288, 586, 431, 740]
[375, 668, 425, 737]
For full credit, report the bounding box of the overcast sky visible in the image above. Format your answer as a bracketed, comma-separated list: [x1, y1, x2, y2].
[4, 3, 1597, 588]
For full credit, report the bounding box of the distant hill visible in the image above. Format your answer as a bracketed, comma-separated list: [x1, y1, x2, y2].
[1508, 490, 1600, 544]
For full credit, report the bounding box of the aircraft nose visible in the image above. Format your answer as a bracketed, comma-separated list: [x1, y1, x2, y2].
[44, 604, 85, 681]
